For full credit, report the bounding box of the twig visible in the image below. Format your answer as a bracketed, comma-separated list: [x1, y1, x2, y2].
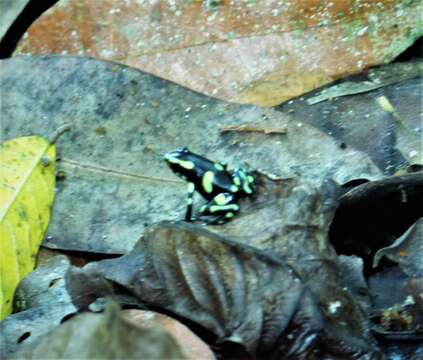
[307, 62, 422, 105]
[220, 124, 287, 134]
[49, 123, 73, 144]
[59, 158, 182, 184]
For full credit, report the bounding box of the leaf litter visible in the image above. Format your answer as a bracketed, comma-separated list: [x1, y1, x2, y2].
[1, 51, 422, 359]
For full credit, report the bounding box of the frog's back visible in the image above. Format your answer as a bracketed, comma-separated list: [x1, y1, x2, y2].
[196, 169, 235, 200]
[183, 153, 234, 199]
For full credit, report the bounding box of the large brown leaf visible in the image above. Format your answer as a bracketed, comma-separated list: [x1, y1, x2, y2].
[0, 56, 382, 254]
[14, 0, 422, 106]
[85, 219, 379, 358]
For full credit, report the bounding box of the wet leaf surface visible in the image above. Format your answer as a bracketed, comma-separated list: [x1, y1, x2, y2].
[13, 0, 422, 106]
[0, 56, 381, 254]
[9, 302, 185, 359]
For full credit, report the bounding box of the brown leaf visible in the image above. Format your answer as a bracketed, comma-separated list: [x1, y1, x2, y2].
[0, 56, 383, 254]
[85, 220, 329, 358]
[122, 310, 215, 360]
[85, 196, 380, 359]
[15, 0, 422, 106]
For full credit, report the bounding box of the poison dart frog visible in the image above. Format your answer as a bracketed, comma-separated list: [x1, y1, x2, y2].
[164, 147, 254, 224]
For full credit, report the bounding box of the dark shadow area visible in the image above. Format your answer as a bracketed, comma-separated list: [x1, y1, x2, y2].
[60, 312, 76, 324]
[329, 172, 423, 275]
[0, 0, 59, 58]
[393, 36, 422, 62]
[38, 246, 122, 268]
[340, 178, 370, 195]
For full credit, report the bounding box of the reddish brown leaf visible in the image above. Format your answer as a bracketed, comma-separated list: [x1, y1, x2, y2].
[15, 0, 422, 106]
[122, 309, 215, 360]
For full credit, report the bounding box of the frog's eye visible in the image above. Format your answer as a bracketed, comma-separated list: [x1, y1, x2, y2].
[179, 146, 189, 153]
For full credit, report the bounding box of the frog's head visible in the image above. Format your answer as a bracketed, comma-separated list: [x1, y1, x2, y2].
[164, 147, 195, 177]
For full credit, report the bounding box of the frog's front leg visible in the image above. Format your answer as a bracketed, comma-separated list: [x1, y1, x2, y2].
[232, 168, 254, 195]
[185, 182, 196, 221]
[200, 193, 240, 224]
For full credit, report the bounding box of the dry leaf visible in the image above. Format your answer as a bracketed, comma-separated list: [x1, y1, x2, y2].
[15, 0, 422, 106]
[0, 56, 382, 254]
[122, 310, 215, 360]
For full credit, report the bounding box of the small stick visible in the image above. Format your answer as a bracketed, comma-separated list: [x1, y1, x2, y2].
[48, 123, 73, 144]
[220, 124, 287, 135]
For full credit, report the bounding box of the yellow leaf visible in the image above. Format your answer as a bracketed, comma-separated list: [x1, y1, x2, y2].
[0, 136, 56, 319]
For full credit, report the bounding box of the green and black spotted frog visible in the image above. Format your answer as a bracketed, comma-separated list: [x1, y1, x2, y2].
[164, 147, 255, 224]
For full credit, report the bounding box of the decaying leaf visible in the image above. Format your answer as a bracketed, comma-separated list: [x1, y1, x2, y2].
[14, 0, 422, 106]
[1, 254, 145, 357]
[0, 56, 382, 255]
[9, 302, 185, 359]
[0, 136, 56, 319]
[203, 173, 378, 357]
[0, 256, 76, 357]
[86, 220, 379, 358]
[368, 267, 423, 349]
[373, 218, 423, 276]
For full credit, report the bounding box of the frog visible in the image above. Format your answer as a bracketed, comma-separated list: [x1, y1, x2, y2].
[164, 147, 254, 224]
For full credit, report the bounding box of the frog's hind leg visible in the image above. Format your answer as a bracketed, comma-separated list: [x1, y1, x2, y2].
[199, 193, 239, 224]
[185, 182, 196, 221]
[203, 211, 237, 225]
